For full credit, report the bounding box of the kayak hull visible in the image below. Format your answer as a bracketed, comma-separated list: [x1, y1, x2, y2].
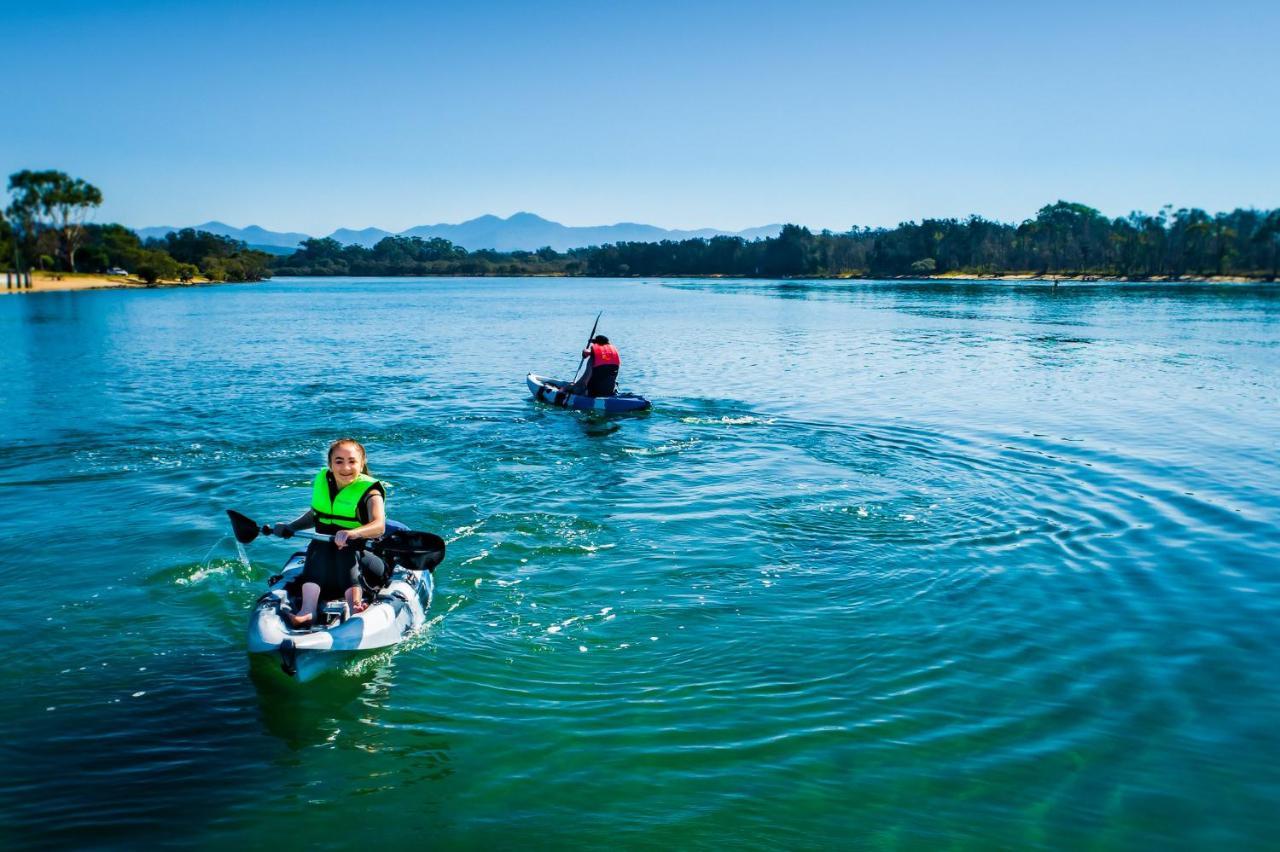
[527, 372, 651, 413]
[247, 551, 433, 681]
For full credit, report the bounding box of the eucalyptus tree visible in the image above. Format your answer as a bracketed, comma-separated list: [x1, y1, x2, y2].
[6, 169, 103, 272]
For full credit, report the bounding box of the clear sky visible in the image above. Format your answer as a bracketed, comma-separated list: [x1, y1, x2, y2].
[3, 0, 1277, 234]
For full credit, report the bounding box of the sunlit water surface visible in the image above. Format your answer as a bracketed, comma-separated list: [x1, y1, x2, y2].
[1, 277, 1277, 849]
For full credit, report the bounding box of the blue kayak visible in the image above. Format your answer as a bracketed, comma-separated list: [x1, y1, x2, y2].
[527, 373, 651, 413]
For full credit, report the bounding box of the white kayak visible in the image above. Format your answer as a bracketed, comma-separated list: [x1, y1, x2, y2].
[247, 551, 435, 681]
[227, 515, 447, 682]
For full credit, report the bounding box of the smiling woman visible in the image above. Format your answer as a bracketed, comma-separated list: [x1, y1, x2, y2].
[272, 438, 388, 626]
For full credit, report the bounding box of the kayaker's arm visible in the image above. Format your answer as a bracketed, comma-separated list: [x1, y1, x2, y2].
[272, 510, 316, 538]
[288, 509, 316, 531]
[333, 493, 386, 549]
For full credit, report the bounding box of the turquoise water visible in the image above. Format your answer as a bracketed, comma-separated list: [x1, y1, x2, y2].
[1, 277, 1277, 849]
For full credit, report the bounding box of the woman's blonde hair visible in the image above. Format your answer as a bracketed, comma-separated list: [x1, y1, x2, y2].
[328, 437, 370, 475]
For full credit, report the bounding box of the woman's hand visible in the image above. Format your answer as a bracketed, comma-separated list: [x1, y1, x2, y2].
[334, 529, 354, 549]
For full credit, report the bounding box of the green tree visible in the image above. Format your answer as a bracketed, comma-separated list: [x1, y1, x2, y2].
[3, 179, 39, 273]
[762, 224, 816, 276]
[154, 228, 241, 265]
[0, 214, 13, 272]
[85, 223, 146, 270]
[133, 249, 179, 284]
[147, 228, 271, 281]
[1253, 211, 1280, 280]
[6, 169, 103, 271]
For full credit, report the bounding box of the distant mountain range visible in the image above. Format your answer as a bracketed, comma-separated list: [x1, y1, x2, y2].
[136, 212, 783, 255]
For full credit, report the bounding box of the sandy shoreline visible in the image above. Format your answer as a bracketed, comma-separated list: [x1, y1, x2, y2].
[924, 272, 1266, 284]
[5, 271, 1272, 295]
[2, 272, 203, 294]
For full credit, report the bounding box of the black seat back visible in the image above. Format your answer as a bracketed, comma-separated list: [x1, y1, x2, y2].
[374, 529, 447, 573]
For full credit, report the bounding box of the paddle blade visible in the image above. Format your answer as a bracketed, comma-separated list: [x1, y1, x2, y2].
[226, 510, 262, 544]
[376, 530, 447, 573]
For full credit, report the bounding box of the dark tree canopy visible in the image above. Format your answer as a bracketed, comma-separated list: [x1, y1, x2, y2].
[5, 169, 103, 271]
[273, 200, 1280, 281]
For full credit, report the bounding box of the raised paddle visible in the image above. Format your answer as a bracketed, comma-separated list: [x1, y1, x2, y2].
[569, 310, 602, 387]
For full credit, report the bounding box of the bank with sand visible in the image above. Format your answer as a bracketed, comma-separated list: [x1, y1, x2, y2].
[2, 271, 216, 295]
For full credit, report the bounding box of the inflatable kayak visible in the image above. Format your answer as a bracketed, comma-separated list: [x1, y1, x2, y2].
[527, 372, 651, 413]
[231, 512, 446, 681]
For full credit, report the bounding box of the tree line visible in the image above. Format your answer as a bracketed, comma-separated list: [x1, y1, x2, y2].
[2, 170, 271, 283]
[6, 171, 1276, 283]
[274, 201, 1280, 280]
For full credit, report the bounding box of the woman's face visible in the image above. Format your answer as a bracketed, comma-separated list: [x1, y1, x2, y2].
[329, 443, 364, 484]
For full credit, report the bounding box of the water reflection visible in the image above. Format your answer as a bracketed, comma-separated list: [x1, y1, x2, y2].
[250, 658, 383, 748]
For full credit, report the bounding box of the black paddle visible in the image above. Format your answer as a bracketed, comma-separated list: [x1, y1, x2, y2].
[227, 509, 340, 546]
[569, 310, 602, 387]
[226, 509, 447, 572]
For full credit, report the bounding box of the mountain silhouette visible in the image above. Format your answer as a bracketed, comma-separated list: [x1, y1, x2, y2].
[137, 213, 782, 253]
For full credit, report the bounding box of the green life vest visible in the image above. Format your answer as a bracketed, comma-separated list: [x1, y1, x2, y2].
[310, 469, 381, 532]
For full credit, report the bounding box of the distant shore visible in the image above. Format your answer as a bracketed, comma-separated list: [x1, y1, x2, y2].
[690, 271, 1272, 284]
[2, 271, 214, 295]
[5, 271, 1272, 296]
[923, 271, 1267, 284]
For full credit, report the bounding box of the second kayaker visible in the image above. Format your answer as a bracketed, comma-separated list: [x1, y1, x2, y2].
[271, 437, 387, 627]
[568, 334, 621, 397]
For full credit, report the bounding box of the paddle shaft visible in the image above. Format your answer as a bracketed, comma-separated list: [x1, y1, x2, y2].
[254, 516, 366, 550]
[571, 311, 602, 384]
[266, 526, 369, 549]
[228, 509, 445, 571]
[284, 529, 334, 544]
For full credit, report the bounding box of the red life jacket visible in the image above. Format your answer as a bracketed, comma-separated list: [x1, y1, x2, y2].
[590, 343, 620, 366]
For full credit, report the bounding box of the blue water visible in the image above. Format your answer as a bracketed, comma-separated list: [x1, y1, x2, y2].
[1, 277, 1277, 849]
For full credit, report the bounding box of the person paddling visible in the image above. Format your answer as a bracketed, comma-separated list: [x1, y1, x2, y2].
[271, 438, 386, 627]
[568, 334, 621, 397]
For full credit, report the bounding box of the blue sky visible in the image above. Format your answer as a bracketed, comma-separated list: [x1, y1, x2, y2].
[3, 0, 1277, 233]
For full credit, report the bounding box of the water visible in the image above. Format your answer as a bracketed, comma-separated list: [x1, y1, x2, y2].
[1, 277, 1277, 849]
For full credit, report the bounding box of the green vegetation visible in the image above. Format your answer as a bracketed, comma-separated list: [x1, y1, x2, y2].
[3, 169, 271, 283]
[273, 236, 562, 277]
[4, 169, 102, 272]
[7, 169, 1276, 284]
[274, 202, 1280, 280]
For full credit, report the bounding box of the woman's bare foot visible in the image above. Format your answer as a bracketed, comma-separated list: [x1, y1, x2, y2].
[351, 601, 368, 614]
[286, 610, 313, 628]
